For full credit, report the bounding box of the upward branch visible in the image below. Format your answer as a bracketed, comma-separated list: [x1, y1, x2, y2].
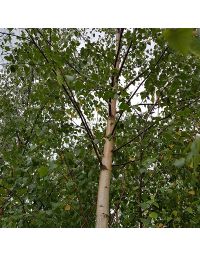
[117, 39, 134, 79]
[113, 95, 200, 153]
[35, 28, 96, 84]
[111, 47, 169, 135]
[25, 29, 102, 164]
[121, 47, 168, 93]
[110, 28, 124, 88]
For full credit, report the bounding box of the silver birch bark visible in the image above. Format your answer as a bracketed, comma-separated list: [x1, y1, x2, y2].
[96, 29, 121, 228]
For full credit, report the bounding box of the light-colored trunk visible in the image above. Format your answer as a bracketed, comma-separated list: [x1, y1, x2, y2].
[96, 29, 121, 228]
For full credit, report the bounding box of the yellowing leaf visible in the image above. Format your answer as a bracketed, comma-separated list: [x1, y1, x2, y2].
[159, 155, 164, 160]
[186, 207, 193, 214]
[56, 69, 63, 85]
[66, 75, 75, 81]
[189, 161, 194, 169]
[60, 154, 65, 161]
[188, 190, 195, 195]
[64, 204, 71, 211]
[174, 158, 185, 168]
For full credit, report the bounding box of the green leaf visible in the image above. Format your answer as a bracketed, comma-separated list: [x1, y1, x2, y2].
[4, 55, 12, 61]
[5, 46, 10, 51]
[190, 37, 200, 57]
[119, 101, 131, 111]
[191, 136, 200, 154]
[174, 158, 185, 168]
[66, 75, 75, 82]
[93, 139, 99, 144]
[153, 202, 159, 208]
[163, 28, 193, 54]
[56, 70, 63, 85]
[10, 65, 16, 73]
[38, 166, 48, 177]
[166, 216, 173, 223]
[140, 202, 150, 210]
[185, 207, 193, 214]
[149, 212, 158, 219]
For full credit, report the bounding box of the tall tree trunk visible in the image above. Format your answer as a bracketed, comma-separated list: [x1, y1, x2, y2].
[96, 29, 121, 228]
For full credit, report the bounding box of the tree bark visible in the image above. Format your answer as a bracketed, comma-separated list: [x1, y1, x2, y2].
[96, 29, 121, 228]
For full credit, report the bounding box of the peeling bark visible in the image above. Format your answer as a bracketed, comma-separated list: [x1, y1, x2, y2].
[96, 29, 121, 228]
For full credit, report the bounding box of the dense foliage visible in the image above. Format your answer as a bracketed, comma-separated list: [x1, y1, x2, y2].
[0, 28, 200, 227]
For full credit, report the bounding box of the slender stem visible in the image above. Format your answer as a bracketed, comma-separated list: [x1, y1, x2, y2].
[25, 29, 102, 164]
[117, 39, 134, 79]
[122, 47, 168, 93]
[112, 47, 169, 136]
[114, 95, 200, 153]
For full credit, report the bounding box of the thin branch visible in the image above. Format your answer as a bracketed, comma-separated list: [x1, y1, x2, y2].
[117, 40, 134, 79]
[0, 184, 28, 218]
[113, 96, 200, 153]
[22, 105, 45, 155]
[110, 28, 124, 88]
[121, 47, 168, 93]
[114, 122, 156, 153]
[111, 74, 150, 136]
[112, 158, 138, 167]
[26, 29, 102, 164]
[25, 29, 50, 64]
[114, 29, 124, 68]
[111, 47, 169, 135]
[0, 31, 29, 41]
[61, 155, 90, 227]
[35, 28, 91, 81]
[34, 29, 100, 151]
[60, 78, 102, 163]
[128, 72, 152, 103]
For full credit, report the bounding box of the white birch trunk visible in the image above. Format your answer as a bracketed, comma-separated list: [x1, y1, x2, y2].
[96, 29, 121, 228]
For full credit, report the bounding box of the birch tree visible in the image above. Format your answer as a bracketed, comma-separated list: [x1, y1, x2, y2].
[1, 28, 200, 227]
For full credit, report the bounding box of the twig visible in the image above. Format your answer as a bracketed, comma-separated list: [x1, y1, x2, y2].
[122, 47, 168, 93]
[111, 47, 169, 135]
[113, 95, 200, 153]
[117, 40, 134, 79]
[26, 29, 102, 164]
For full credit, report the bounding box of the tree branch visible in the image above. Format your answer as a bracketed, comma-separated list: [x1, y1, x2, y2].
[0, 31, 30, 41]
[35, 28, 94, 82]
[110, 28, 124, 88]
[111, 47, 169, 135]
[26, 29, 102, 164]
[117, 40, 134, 79]
[113, 96, 200, 153]
[121, 47, 169, 93]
